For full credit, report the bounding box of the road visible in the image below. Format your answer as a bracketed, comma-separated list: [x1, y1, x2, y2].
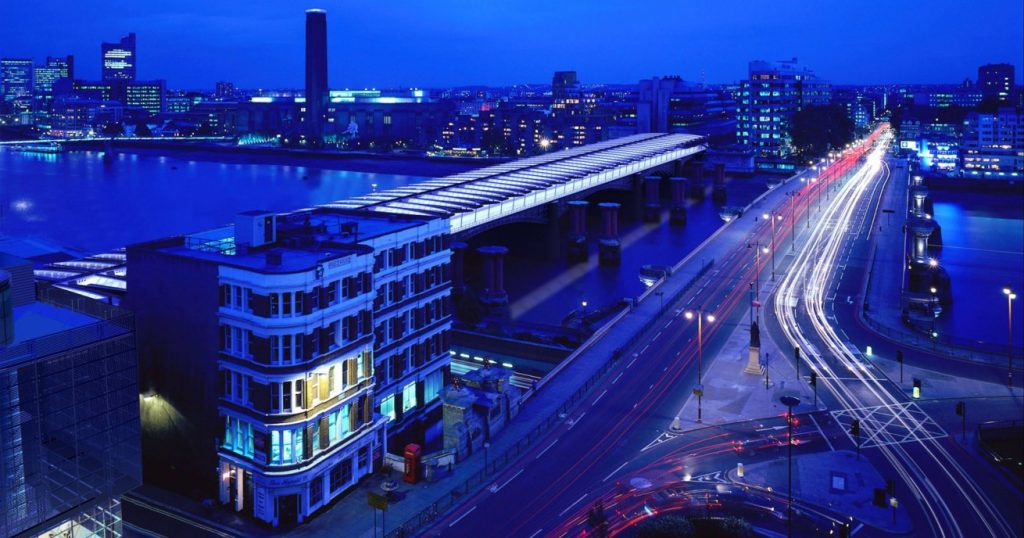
[770, 129, 1022, 538]
[418, 133, 885, 537]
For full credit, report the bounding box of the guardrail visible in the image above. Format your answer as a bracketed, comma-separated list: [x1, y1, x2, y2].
[860, 313, 1023, 366]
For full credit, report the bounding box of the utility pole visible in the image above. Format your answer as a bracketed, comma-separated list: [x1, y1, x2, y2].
[809, 371, 818, 409]
[896, 350, 903, 384]
[955, 401, 966, 441]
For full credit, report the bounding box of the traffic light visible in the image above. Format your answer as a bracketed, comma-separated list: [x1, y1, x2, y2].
[795, 347, 801, 360]
[886, 479, 895, 495]
[873, 488, 886, 507]
[850, 419, 861, 437]
[912, 378, 921, 399]
[955, 401, 965, 416]
[810, 371, 817, 386]
[896, 350, 903, 364]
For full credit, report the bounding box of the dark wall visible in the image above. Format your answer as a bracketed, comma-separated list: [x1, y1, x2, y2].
[126, 241, 221, 500]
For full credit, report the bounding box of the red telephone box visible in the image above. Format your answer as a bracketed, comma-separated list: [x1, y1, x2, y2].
[403, 444, 421, 484]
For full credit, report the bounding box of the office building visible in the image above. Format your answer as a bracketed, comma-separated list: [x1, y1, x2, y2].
[304, 9, 328, 144]
[0, 265, 140, 538]
[961, 107, 1023, 177]
[32, 56, 74, 104]
[126, 80, 166, 115]
[978, 63, 1014, 104]
[102, 33, 137, 81]
[736, 58, 831, 170]
[636, 76, 737, 143]
[1, 58, 34, 112]
[216, 81, 237, 100]
[126, 207, 451, 527]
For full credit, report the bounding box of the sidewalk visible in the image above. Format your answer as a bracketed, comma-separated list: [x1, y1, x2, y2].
[728, 450, 913, 534]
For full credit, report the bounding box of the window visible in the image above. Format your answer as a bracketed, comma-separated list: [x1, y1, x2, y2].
[282, 381, 292, 411]
[309, 374, 319, 406]
[295, 292, 304, 314]
[270, 293, 279, 316]
[380, 394, 396, 422]
[296, 379, 305, 410]
[282, 292, 292, 315]
[340, 404, 351, 439]
[271, 383, 281, 412]
[330, 458, 353, 492]
[402, 382, 417, 412]
[424, 369, 443, 404]
[328, 366, 336, 394]
[326, 281, 338, 305]
[309, 475, 324, 507]
[328, 411, 338, 444]
[358, 447, 369, 469]
[223, 416, 253, 458]
[270, 427, 305, 465]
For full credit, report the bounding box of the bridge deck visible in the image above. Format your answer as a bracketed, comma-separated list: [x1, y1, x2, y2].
[323, 133, 706, 233]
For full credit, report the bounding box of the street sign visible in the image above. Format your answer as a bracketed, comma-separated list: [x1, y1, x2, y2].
[692, 384, 704, 397]
[368, 492, 388, 511]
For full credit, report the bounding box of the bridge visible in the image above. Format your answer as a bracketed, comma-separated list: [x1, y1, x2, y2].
[323, 133, 706, 234]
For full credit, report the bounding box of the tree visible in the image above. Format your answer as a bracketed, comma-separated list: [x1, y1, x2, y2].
[135, 121, 152, 137]
[790, 104, 855, 159]
[634, 515, 694, 538]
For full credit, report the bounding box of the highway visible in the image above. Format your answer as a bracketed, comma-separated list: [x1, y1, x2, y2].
[770, 129, 1021, 538]
[417, 133, 887, 537]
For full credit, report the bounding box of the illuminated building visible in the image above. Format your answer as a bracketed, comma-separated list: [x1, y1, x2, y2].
[304, 9, 328, 144]
[126, 207, 451, 527]
[0, 267, 140, 538]
[736, 58, 831, 171]
[978, 63, 1015, 104]
[1, 58, 33, 114]
[126, 80, 166, 114]
[102, 33, 136, 81]
[32, 56, 74, 117]
[961, 107, 1023, 177]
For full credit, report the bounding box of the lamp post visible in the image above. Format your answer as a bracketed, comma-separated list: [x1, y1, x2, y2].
[780, 395, 802, 538]
[1004, 287, 1017, 387]
[685, 307, 715, 423]
[748, 242, 769, 305]
[763, 212, 782, 280]
[786, 191, 799, 250]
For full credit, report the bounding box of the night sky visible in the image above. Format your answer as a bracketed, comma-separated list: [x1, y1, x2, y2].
[1, 0, 1021, 89]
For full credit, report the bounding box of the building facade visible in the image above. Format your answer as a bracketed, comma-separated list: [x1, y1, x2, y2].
[126, 80, 166, 115]
[102, 33, 137, 81]
[127, 207, 451, 527]
[978, 63, 1015, 104]
[304, 9, 328, 144]
[1, 58, 34, 115]
[961, 107, 1023, 177]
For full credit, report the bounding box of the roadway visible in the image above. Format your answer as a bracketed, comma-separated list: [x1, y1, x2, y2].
[769, 130, 1022, 538]
[420, 133, 884, 537]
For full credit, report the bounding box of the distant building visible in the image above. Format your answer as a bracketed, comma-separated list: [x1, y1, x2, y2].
[32, 55, 74, 115]
[304, 9, 328, 144]
[102, 33, 137, 81]
[1, 58, 34, 114]
[126, 207, 451, 527]
[909, 86, 983, 109]
[961, 107, 1023, 177]
[636, 76, 737, 143]
[832, 86, 873, 129]
[216, 81, 237, 100]
[978, 63, 1015, 104]
[126, 80, 166, 115]
[0, 266, 140, 538]
[736, 58, 831, 171]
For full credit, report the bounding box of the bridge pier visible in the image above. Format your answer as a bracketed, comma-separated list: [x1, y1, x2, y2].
[598, 202, 621, 265]
[567, 200, 589, 262]
[631, 174, 644, 221]
[643, 174, 662, 222]
[712, 163, 728, 205]
[669, 177, 687, 226]
[477, 246, 510, 318]
[687, 166, 705, 200]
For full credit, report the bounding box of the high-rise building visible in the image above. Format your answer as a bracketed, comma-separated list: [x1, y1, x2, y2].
[736, 58, 831, 169]
[977, 63, 1014, 103]
[1, 58, 34, 111]
[126, 207, 451, 527]
[126, 80, 166, 115]
[32, 56, 73, 97]
[0, 266, 140, 538]
[216, 81, 236, 99]
[961, 107, 1023, 177]
[102, 33, 137, 81]
[304, 9, 328, 144]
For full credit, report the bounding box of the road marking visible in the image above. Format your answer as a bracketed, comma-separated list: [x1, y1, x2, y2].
[536, 439, 558, 459]
[490, 469, 524, 493]
[648, 383, 654, 390]
[559, 493, 588, 517]
[448, 506, 477, 527]
[755, 425, 787, 432]
[603, 461, 630, 482]
[568, 411, 586, 430]
[654, 330, 663, 339]
[809, 414, 834, 452]
[640, 343, 651, 354]
[612, 372, 623, 384]
[627, 357, 638, 368]
[663, 366, 668, 372]
[851, 522, 865, 535]
[527, 530, 544, 538]
[592, 389, 608, 406]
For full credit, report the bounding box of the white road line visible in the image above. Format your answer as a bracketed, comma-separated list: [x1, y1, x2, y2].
[612, 372, 623, 384]
[448, 506, 477, 527]
[568, 411, 586, 430]
[809, 414, 835, 452]
[627, 357, 638, 368]
[592, 389, 608, 406]
[851, 522, 865, 535]
[654, 330, 663, 339]
[491, 469, 524, 493]
[536, 439, 559, 459]
[640, 343, 650, 354]
[559, 493, 588, 517]
[603, 461, 630, 482]
[648, 383, 654, 390]
[527, 530, 544, 538]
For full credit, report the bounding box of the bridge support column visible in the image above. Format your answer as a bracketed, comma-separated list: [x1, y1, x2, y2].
[598, 202, 621, 266]
[450, 241, 468, 298]
[477, 246, 510, 317]
[673, 158, 685, 177]
[712, 163, 728, 205]
[669, 177, 687, 226]
[567, 200, 589, 262]
[687, 165, 705, 200]
[643, 174, 662, 222]
[631, 174, 644, 221]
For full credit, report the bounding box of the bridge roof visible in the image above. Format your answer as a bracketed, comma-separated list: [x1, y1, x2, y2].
[323, 132, 705, 233]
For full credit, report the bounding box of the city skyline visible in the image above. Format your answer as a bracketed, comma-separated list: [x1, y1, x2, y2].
[1, 1, 1021, 89]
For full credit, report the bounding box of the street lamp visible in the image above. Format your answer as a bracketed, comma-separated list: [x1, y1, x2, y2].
[1004, 287, 1017, 387]
[685, 307, 715, 423]
[763, 212, 783, 280]
[748, 242, 770, 303]
[780, 395, 801, 538]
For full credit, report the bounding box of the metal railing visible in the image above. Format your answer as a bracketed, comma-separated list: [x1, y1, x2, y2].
[860, 312, 1023, 366]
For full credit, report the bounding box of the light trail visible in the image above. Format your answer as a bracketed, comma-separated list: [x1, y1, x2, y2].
[772, 127, 1014, 538]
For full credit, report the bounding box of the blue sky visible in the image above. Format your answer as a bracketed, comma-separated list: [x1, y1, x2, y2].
[1, 0, 1021, 89]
